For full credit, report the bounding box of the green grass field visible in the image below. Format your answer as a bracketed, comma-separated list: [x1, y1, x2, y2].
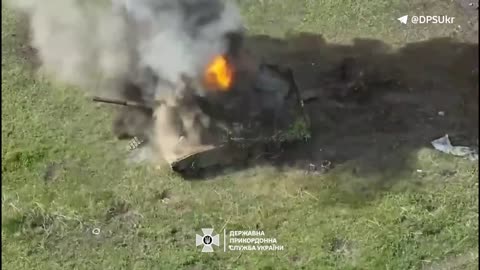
[2, 1, 478, 269]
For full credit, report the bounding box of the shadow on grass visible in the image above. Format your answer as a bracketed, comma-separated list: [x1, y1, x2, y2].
[184, 32, 479, 192]
[8, 11, 477, 204]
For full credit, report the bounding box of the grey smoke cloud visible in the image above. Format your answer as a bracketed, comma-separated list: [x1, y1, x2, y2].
[7, 0, 246, 165]
[7, 0, 244, 99]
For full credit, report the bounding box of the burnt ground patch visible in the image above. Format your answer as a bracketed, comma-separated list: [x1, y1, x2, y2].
[183, 33, 478, 189]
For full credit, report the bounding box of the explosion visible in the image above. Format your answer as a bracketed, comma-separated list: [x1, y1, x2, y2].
[6, 0, 244, 165]
[7, 0, 307, 175]
[204, 55, 234, 91]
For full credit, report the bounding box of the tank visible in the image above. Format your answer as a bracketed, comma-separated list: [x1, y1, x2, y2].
[94, 62, 310, 178]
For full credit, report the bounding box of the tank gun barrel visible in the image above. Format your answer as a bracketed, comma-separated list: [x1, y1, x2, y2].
[92, 96, 151, 109]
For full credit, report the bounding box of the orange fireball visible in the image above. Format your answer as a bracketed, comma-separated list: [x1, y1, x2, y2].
[204, 55, 233, 91]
